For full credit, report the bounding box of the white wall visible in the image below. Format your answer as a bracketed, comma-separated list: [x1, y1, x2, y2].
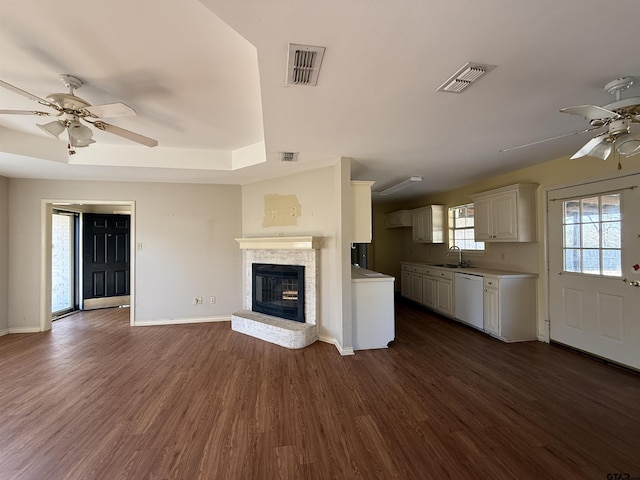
[7, 179, 242, 330]
[0, 176, 8, 334]
[241, 159, 354, 352]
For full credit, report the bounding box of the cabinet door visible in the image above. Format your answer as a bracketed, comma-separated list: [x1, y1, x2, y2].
[422, 275, 436, 309]
[474, 197, 492, 241]
[411, 212, 423, 242]
[492, 191, 518, 240]
[436, 279, 453, 316]
[483, 287, 500, 335]
[412, 208, 434, 243]
[410, 272, 423, 303]
[351, 181, 374, 243]
[401, 270, 411, 298]
[411, 211, 427, 243]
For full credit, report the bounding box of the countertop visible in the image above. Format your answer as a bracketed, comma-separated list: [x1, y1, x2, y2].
[401, 261, 537, 278]
[352, 266, 395, 282]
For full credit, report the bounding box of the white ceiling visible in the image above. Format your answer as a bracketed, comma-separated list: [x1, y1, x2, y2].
[1, 0, 639, 200]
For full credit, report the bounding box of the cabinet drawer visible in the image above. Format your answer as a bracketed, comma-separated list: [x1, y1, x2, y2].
[431, 269, 453, 280]
[483, 276, 499, 288]
[401, 264, 423, 274]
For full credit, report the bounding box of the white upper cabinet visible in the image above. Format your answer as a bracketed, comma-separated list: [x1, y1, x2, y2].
[411, 205, 445, 243]
[384, 210, 413, 228]
[351, 181, 375, 243]
[470, 183, 538, 242]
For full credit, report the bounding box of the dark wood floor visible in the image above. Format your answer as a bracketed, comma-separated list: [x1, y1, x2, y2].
[1, 300, 639, 480]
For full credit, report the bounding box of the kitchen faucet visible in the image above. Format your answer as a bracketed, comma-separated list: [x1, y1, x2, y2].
[447, 245, 464, 266]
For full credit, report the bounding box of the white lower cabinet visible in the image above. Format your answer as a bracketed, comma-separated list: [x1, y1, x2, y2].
[402, 262, 537, 342]
[482, 275, 537, 342]
[421, 275, 436, 310]
[405, 265, 454, 318]
[401, 268, 411, 298]
[483, 279, 500, 335]
[400, 264, 423, 304]
[435, 274, 454, 317]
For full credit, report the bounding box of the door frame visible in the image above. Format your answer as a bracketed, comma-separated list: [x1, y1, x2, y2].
[542, 166, 640, 345]
[51, 209, 80, 317]
[40, 199, 136, 331]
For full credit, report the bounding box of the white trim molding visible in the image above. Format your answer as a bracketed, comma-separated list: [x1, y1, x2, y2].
[319, 335, 355, 356]
[235, 236, 321, 250]
[0, 329, 9, 337]
[135, 316, 231, 327]
[8, 327, 41, 334]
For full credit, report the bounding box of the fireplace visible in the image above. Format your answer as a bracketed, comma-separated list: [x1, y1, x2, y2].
[233, 237, 319, 349]
[252, 263, 305, 322]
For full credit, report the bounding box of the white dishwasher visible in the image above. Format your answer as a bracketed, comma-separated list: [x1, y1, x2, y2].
[454, 272, 484, 330]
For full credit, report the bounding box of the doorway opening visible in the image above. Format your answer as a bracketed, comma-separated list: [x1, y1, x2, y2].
[41, 200, 136, 332]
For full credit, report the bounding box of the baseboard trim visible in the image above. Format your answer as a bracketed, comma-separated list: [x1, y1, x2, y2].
[134, 316, 231, 327]
[318, 335, 355, 356]
[0, 328, 9, 337]
[8, 327, 41, 334]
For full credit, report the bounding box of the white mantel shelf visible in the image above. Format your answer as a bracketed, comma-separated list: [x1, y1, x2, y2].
[235, 236, 321, 250]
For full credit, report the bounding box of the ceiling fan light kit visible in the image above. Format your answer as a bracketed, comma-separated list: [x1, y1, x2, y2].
[37, 120, 65, 139]
[616, 132, 640, 156]
[0, 73, 158, 153]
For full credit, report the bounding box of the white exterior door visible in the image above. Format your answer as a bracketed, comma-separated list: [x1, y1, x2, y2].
[548, 173, 640, 370]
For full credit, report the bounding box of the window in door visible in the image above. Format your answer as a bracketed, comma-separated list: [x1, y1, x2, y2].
[448, 203, 485, 251]
[562, 193, 621, 276]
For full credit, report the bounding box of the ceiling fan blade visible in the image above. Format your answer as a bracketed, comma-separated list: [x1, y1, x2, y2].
[499, 127, 600, 153]
[0, 79, 55, 108]
[560, 104, 618, 120]
[83, 102, 136, 118]
[570, 134, 610, 160]
[91, 120, 158, 147]
[0, 109, 58, 116]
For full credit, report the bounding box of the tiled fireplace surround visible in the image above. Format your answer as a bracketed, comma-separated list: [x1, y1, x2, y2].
[232, 237, 320, 349]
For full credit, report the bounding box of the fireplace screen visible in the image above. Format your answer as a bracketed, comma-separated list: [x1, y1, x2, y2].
[252, 263, 305, 322]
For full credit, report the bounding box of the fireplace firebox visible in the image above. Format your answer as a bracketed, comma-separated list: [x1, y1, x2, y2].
[252, 263, 305, 322]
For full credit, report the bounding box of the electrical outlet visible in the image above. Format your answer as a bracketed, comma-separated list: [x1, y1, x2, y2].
[193, 297, 203, 305]
[210, 296, 216, 304]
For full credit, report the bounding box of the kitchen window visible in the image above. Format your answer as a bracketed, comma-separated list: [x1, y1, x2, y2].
[448, 203, 484, 251]
[562, 193, 621, 276]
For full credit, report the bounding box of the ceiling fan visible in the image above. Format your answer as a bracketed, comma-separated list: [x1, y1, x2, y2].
[0, 74, 158, 154]
[501, 76, 640, 161]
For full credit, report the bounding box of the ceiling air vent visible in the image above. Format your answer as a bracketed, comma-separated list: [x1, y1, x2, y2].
[437, 62, 496, 94]
[280, 151, 298, 162]
[286, 44, 325, 86]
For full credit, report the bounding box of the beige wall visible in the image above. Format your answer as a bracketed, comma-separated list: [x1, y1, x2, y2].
[0, 176, 8, 333]
[373, 153, 640, 338]
[241, 159, 354, 352]
[7, 179, 242, 330]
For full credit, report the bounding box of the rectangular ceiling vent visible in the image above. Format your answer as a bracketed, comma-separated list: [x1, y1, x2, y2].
[280, 151, 298, 162]
[286, 44, 325, 86]
[437, 62, 496, 94]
